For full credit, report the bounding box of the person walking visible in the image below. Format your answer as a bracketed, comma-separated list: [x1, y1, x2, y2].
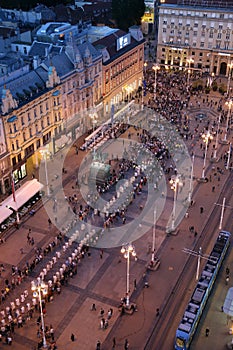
[96, 340, 101, 350]
[112, 337, 116, 348]
[124, 338, 129, 349]
[70, 333, 75, 342]
[205, 328, 210, 337]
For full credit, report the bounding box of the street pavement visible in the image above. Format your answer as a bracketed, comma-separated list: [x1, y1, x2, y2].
[0, 93, 232, 350]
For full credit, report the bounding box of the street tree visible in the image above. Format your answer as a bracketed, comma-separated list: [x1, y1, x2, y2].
[112, 0, 145, 31]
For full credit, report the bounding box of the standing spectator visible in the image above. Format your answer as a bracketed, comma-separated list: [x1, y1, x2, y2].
[124, 339, 129, 349]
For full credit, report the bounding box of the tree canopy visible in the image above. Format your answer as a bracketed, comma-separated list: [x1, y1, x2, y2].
[112, 0, 145, 31]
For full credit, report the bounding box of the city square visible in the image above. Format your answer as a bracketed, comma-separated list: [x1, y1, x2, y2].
[0, 0, 233, 349]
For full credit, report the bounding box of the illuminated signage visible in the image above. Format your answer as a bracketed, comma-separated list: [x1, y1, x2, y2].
[116, 34, 131, 51]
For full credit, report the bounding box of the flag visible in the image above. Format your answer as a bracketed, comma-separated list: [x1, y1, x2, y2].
[11, 173, 16, 202]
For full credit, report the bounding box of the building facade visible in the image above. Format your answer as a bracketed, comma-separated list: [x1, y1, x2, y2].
[93, 26, 145, 117]
[157, 2, 233, 76]
[0, 39, 102, 195]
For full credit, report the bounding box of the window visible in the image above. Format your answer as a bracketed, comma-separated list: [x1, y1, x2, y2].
[16, 140, 19, 149]
[21, 117, 24, 126]
[219, 25, 223, 29]
[47, 117, 50, 126]
[199, 52, 203, 56]
[28, 113, 31, 121]
[23, 132, 26, 142]
[194, 23, 198, 27]
[201, 31, 205, 37]
[220, 14, 224, 19]
[41, 120, 44, 129]
[226, 34, 230, 40]
[12, 143, 15, 151]
[46, 102, 49, 110]
[163, 28, 166, 33]
[200, 42, 204, 47]
[40, 105, 43, 114]
[163, 20, 167, 25]
[13, 123, 17, 132]
[217, 33, 222, 39]
[209, 32, 213, 38]
[29, 128, 32, 137]
[203, 13, 207, 17]
[193, 31, 197, 36]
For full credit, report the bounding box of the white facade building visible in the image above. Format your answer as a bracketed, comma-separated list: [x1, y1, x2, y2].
[157, 3, 233, 76]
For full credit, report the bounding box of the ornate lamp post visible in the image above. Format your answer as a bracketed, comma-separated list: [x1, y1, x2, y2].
[211, 115, 221, 162]
[90, 110, 98, 154]
[227, 61, 233, 96]
[169, 175, 181, 232]
[121, 243, 136, 307]
[152, 64, 160, 100]
[141, 62, 148, 110]
[199, 130, 213, 181]
[187, 154, 195, 204]
[40, 147, 50, 196]
[221, 99, 232, 144]
[186, 57, 194, 91]
[31, 279, 48, 348]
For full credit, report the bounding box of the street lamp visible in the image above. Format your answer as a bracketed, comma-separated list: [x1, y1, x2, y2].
[121, 243, 136, 307]
[31, 279, 48, 348]
[152, 64, 160, 100]
[141, 62, 148, 110]
[221, 99, 232, 144]
[187, 154, 194, 205]
[200, 130, 213, 181]
[186, 57, 194, 92]
[90, 110, 98, 154]
[211, 115, 221, 162]
[227, 61, 233, 96]
[40, 147, 50, 196]
[151, 208, 156, 262]
[169, 175, 181, 232]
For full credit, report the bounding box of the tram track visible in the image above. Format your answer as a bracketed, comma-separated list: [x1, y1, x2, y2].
[144, 171, 233, 350]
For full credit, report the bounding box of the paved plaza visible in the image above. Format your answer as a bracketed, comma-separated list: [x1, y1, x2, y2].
[0, 85, 232, 350]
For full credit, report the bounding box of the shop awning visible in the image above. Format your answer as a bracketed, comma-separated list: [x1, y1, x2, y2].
[0, 179, 44, 224]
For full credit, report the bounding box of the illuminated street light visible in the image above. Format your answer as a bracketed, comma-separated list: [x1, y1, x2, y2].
[121, 243, 137, 307]
[211, 115, 221, 162]
[186, 57, 194, 92]
[152, 64, 160, 100]
[199, 130, 213, 181]
[90, 110, 98, 154]
[31, 279, 48, 348]
[40, 147, 50, 196]
[187, 154, 194, 205]
[221, 99, 232, 144]
[141, 62, 148, 110]
[169, 175, 181, 232]
[227, 61, 233, 96]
